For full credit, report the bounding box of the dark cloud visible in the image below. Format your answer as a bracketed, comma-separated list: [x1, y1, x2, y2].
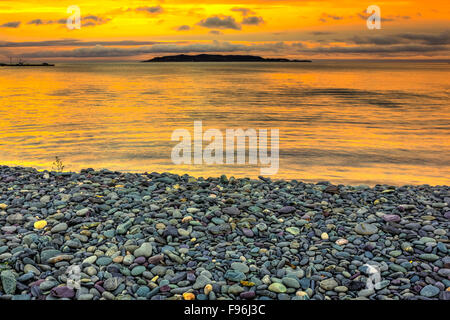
[310, 31, 334, 36]
[348, 31, 450, 46]
[231, 7, 255, 16]
[197, 15, 241, 30]
[298, 44, 448, 54]
[0, 21, 20, 28]
[28, 19, 44, 25]
[396, 31, 450, 45]
[349, 35, 400, 45]
[82, 15, 111, 27]
[209, 30, 222, 35]
[357, 11, 410, 22]
[320, 13, 344, 23]
[176, 25, 191, 31]
[135, 6, 163, 15]
[23, 15, 111, 27]
[20, 41, 286, 58]
[242, 16, 264, 25]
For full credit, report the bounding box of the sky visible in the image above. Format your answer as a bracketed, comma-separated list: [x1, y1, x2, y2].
[0, 0, 449, 60]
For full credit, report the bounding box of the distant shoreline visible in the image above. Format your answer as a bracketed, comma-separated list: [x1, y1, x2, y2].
[142, 54, 312, 63]
[0, 63, 54, 67]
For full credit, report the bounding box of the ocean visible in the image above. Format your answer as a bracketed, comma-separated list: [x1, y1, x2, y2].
[0, 60, 448, 185]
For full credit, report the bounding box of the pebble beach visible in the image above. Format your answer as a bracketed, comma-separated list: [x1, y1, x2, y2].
[0, 165, 449, 300]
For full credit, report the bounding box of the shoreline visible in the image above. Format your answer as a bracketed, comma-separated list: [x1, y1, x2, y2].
[0, 165, 448, 300]
[2, 165, 448, 188]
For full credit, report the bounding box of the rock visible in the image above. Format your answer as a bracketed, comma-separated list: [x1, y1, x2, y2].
[131, 266, 146, 276]
[231, 262, 249, 273]
[23, 264, 40, 275]
[78, 294, 94, 300]
[134, 242, 153, 257]
[104, 277, 122, 291]
[268, 283, 287, 293]
[51, 223, 68, 233]
[355, 223, 378, 235]
[6, 213, 23, 224]
[335, 238, 348, 245]
[83, 255, 97, 264]
[419, 254, 439, 262]
[148, 254, 164, 265]
[224, 270, 246, 282]
[1, 270, 16, 294]
[96, 256, 113, 266]
[420, 285, 440, 297]
[193, 275, 210, 290]
[228, 285, 244, 295]
[382, 214, 401, 222]
[242, 228, 254, 237]
[76, 208, 90, 216]
[51, 286, 75, 298]
[116, 220, 132, 234]
[40, 195, 51, 204]
[320, 278, 339, 291]
[47, 254, 73, 264]
[282, 277, 300, 289]
[286, 227, 300, 235]
[278, 206, 296, 214]
[40, 280, 59, 291]
[222, 207, 240, 216]
[240, 291, 256, 299]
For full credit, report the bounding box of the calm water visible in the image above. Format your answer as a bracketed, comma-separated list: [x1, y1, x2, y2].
[0, 60, 449, 185]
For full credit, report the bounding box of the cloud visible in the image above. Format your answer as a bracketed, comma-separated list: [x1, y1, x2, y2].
[310, 31, 334, 36]
[23, 15, 111, 27]
[349, 35, 400, 45]
[298, 44, 449, 54]
[28, 19, 44, 25]
[231, 7, 255, 16]
[319, 13, 344, 23]
[197, 15, 241, 30]
[242, 16, 264, 25]
[176, 25, 191, 31]
[20, 41, 287, 58]
[357, 11, 411, 22]
[135, 6, 163, 15]
[396, 31, 450, 45]
[348, 31, 450, 46]
[82, 15, 111, 27]
[0, 21, 20, 28]
[209, 30, 222, 35]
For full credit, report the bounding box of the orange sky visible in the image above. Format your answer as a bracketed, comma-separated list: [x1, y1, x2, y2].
[0, 0, 449, 60]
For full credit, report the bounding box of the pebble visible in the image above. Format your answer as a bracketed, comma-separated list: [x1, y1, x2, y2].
[420, 285, 440, 297]
[268, 283, 287, 293]
[355, 223, 378, 235]
[320, 278, 339, 291]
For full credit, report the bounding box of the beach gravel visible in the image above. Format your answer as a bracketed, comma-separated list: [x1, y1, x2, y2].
[0, 165, 448, 300]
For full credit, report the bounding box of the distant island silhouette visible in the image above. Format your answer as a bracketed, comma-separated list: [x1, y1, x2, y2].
[0, 62, 54, 67]
[142, 54, 312, 63]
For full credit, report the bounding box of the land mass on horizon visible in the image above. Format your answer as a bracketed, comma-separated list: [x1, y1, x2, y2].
[142, 54, 312, 63]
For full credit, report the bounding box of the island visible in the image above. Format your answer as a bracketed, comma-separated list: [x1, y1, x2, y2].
[0, 62, 54, 67]
[142, 54, 311, 63]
